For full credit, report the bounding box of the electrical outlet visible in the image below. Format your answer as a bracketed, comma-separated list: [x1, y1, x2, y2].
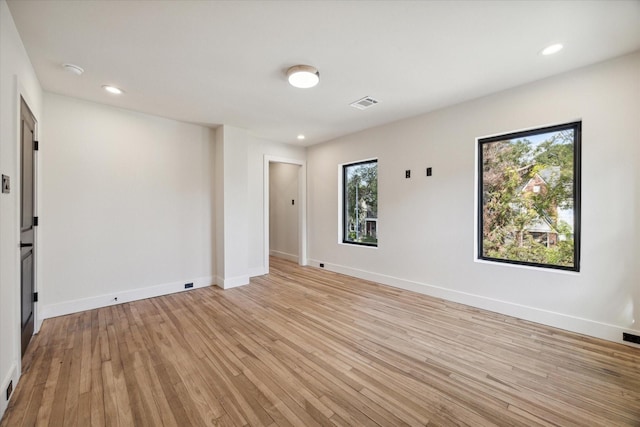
[405, 170, 411, 178]
[319, 263, 325, 268]
[6, 380, 12, 400]
[623, 333, 640, 344]
[184, 283, 194, 289]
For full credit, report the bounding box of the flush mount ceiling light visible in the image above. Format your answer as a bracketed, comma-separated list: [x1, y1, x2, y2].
[297, 134, 305, 140]
[541, 43, 563, 56]
[62, 63, 84, 75]
[287, 65, 319, 89]
[102, 85, 124, 95]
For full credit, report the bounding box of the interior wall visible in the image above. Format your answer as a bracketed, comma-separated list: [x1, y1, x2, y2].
[246, 135, 306, 276]
[211, 125, 305, 285]
[40, 93, 215, 318]
[269, 162, 300, 262]
[215, 125, 249, 288]
[214, 126, 225, 282]
[307, 51, 640, 345]
[0, 0, 43, 417]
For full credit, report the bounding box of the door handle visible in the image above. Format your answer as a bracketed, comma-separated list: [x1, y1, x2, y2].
[20, 242, 33, 248]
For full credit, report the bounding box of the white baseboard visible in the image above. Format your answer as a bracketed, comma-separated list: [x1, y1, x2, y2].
[248, 267, 267, 278]
[308, 259, 640, 348]
[270, 250, 299, 263]
[0, 364, 18, 420]
[215, 274, 249, 289]
[41, 276, 214, 319]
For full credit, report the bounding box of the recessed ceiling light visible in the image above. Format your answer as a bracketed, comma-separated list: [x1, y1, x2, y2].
[287, 65, 319, 89]
[62, 63, 84, 75]
[541, 43, 563, 56]
[102, 85, 124, 95]
[297, 134, 305, 140]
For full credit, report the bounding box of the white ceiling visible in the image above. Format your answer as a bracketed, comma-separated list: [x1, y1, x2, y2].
[7, 0, 640, 146]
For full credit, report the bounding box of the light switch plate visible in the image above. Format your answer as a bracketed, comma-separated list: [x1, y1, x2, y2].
[1, 175, 9, 194]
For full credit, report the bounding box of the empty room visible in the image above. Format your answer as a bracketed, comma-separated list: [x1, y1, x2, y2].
[1, 1, 639, 425]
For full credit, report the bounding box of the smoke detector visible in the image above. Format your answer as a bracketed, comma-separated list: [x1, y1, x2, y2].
[350, 96, 379, 110]
[62, 63, 84, 75]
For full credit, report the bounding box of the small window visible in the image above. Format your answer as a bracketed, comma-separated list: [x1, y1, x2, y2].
[478, 122, 581, 271]
[343, 159, 378, 246]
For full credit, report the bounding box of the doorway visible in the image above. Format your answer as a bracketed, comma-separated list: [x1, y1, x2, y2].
[263, 156, 307, 274]
[269, 163, 300, 263]
[20, 97, 37, 356]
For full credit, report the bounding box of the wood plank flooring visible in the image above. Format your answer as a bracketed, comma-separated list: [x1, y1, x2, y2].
[2, 257, 639, 426]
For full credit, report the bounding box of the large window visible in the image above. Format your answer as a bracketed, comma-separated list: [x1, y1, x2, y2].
[478, 122, 581, 271]
[343, 159, 378, 246]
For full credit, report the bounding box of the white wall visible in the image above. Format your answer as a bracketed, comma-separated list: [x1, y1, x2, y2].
[214, 125, 249, 288]
[269, 162, 300, 262]
[214, 125, 305, 284]
[307, 51, 640, 346]
[39, 93, 215, 318]
[0, 0, 43, 417]
[247, 134, 306, 276]
[214, 126, 225, 281]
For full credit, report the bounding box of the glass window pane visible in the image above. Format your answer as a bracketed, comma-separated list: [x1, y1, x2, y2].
[478, 123, 580, 271]
[343, 160, 378, 246]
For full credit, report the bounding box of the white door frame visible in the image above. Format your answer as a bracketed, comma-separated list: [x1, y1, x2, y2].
[263, 155, 307, 274]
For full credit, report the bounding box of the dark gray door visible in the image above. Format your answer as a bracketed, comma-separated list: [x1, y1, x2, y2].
[20, 98, 36, 356]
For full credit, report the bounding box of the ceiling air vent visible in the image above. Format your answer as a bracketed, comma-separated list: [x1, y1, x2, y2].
[350, 96, 380, 110]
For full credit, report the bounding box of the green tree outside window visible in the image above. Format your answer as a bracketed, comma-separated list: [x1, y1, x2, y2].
[343, 160, 378, 246]
[479, 122, 581, 271]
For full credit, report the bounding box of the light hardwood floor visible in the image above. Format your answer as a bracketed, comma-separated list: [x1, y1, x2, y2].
[2, 257, 639, 426]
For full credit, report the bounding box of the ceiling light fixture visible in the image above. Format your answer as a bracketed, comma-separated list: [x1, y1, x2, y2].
[297, 134, 305, 140]
[541, 43, 563, 56]
[102, 85, 123, 95]
[62, 63, 84, 75]
[287, 65, 319, 89]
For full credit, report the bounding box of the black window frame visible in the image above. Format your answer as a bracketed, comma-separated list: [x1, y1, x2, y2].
[342, 159, 378, 247]
[477, 121, 581, 272]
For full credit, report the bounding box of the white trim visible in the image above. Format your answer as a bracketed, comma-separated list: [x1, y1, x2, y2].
[41, 276, 213, 319]
[337, 165, 343, 244]
[263, 155, 307, 275]
[270, 250, 299, 263]
[473, 135, 480, 262]
[475, 119, 583, 142]
[308, 258, 640, 348]
[338, 241, 378, 250]
[215, 274, 249, 289]
[0, 364, 18, 417]
[13, 78, 23, 383]
[474, 258, 579, 275]
[248, 267, 267, 278]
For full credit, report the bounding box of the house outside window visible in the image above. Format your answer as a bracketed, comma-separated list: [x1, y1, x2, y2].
[343, 159, 378, 246]
[478, 122, 581, 271]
